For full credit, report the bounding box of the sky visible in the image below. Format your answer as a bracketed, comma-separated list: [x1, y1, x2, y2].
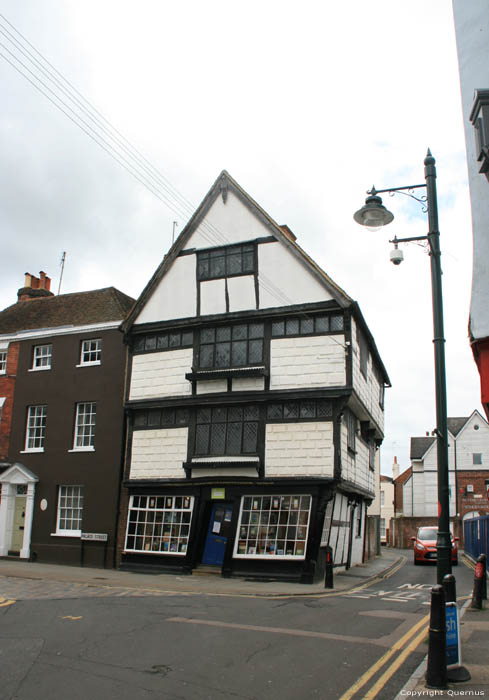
[0, 0, 482, 476]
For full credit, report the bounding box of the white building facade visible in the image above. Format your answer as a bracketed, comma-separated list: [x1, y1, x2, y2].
[118, 172, 389, 582]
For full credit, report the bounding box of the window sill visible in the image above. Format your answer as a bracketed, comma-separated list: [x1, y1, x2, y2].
[28, 367, 51, 372]
[68, 447, 95, 453]
[20, 448, 44, 453]
[50, 532, 81, 538]
[185, 366, 267, 381]
[76, 361, 101, 368]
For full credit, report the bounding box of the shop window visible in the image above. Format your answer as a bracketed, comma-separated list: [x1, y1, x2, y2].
[125, 495, 194, 554]
[234, 494, 312, 559]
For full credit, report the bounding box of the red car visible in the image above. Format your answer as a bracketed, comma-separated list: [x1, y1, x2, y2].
[411, 527, 459, 565]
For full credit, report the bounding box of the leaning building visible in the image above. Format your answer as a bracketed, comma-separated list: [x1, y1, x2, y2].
[118, 172, 389, 583]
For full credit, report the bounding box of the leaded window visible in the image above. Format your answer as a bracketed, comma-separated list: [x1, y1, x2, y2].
[271, 314, 344, 337]
[134, 407, 190, 428]
[266, 399, 332, 421]
[125, 495, 194, 555]
[195, 405, 259, 456]
[235, 494, 312, 559]
[197, 244, 256, 281]
[133, 331, 193, 353]
[346, 410, 356, 453]
[198, 323, 264, 369]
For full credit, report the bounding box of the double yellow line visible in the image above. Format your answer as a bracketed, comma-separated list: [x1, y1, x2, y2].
[339, 612, 430, 700]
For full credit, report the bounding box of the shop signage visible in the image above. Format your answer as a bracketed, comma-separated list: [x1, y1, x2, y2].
[81, 532, 108, 542]
[446, 602, 461, 667]
[211, 488, 225, 500]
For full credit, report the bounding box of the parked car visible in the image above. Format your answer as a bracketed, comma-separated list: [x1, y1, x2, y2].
[411, 527, 459, 565]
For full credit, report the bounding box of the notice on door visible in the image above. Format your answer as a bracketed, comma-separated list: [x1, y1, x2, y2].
[212, 521, 221, 534]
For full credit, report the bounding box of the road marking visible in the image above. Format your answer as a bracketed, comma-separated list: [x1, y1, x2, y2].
[167, 616, 394, 647]
[362, 623, 427, 699]
[338, 612, 429, 700]
[60, 615, 83, 620]
[0, 597, 16, 607]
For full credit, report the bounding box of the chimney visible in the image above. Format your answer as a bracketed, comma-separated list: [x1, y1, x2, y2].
[392, 456, 399, 481]
[279, 224, 297, 242]
[17, 271, 54, 302]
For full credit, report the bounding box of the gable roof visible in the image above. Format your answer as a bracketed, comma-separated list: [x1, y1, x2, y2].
[122, 170, 390, 384]
[0, 287, 135, 335]
[123, 170, 353, 329]
[447, 416, 470, 436]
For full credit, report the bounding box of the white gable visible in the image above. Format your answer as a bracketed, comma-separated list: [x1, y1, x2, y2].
[134, 188, 333, 325]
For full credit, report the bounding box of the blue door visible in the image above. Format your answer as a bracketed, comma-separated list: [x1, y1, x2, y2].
[202, 503, 233, 566]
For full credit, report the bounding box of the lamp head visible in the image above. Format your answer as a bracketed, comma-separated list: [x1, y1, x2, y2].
[353, 192, 394, 231]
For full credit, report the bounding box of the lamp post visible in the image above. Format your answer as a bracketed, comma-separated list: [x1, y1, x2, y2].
[354, 150, 452, 585]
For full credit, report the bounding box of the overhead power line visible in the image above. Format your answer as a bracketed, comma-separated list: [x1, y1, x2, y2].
[0, 12, 342, 321]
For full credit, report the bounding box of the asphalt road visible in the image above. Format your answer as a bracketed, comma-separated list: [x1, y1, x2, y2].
[0, 552, 476, 700]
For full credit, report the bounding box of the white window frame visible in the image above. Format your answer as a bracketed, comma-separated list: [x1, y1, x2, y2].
[0, 396, 5, 423]
[78, 339, 102, 367]
[125, 495, 194, 555]
[23, 405, 47, 452]
[55, 485, 84, 536]
[72, 402, 96, 451]
[0, 351, 6, 374]
[380, 490, 385, 507]
[233, 494, 312, 560]
[380, 518, 386, 539]
[31, 344, 52, 371]
[473, 453, 483, 465]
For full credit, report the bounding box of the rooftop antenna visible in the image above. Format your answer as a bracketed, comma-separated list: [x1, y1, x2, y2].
[172, 221, 178, 244]
[57, 251, 66, 295]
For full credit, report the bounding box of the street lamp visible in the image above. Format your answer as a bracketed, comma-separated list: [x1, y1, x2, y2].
[354, 150, 452, 586]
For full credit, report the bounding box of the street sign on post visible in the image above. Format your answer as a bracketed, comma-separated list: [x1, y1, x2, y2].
[446, 602, 461, 667]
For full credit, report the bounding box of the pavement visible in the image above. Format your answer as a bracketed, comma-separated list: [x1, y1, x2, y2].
[0, 549, 488, 698]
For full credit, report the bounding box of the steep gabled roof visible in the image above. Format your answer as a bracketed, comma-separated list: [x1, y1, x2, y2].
[0, 287, 135, 335]
[123, 170, 353, 331]
[447, 416, 470, 436]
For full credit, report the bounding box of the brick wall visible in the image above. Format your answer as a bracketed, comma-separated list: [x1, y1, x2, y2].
[0, 342, 19, 460]
[389, 515, 459, 549]
[456, 470, 489, 519]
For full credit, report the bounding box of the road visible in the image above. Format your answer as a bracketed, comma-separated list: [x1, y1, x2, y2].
[0, 551, 476, 700]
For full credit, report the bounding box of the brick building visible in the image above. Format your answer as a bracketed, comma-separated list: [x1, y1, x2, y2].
[391, 410, 489, 547]
[0, 273, 134, 565]
[117, 171, 390, 582]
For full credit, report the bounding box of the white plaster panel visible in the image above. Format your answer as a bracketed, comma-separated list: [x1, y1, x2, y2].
[258, 241, 332, 309]
[232, 377, 265, 392]
[129, 428, 188, 479]
[227, 275, 257, 312]
[350, 503, 364, 566]
[200, 279, 226, 316]
[351, 319, 384, 431]
[129, 349, 192, 400]
[270, 336, 346, 390]
[136, 255, 197, 324]
[196, 380, 227, 394]
[265, 422, 333, 477]
[188, 190, 272, 249]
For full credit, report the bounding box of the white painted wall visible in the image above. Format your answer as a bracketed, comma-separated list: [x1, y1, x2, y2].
[129, 349, 192, 400]
[136, 254, 197, 324]
[351, 319, 384, 431]
[264, 422, 334, 477]
[129, 427, 188, 479]
[200, 279, 226, 316]
[453, 1, 489, 339]
[270, 336, 346, 390]
[232, 377, 265, 392]
[196, 379, 227, 394]
[403, 477, 413, 516]
[350, 502, 364, 566]
[227, 275, 257, 312]
[258, 241, 332, 308]
[341, 420, 375, 495]
[454, 411, 489, 469]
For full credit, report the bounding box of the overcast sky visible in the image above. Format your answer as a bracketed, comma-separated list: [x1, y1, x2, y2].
[0, 1, 481, 475]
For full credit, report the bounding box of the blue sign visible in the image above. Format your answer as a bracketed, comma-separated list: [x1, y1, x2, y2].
[446, 603, 460, 667]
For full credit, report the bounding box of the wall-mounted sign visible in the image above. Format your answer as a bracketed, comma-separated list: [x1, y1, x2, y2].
[211, 488, 225, 500]
[81, 533, 108, 542]
[40, 499, 48, 511]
